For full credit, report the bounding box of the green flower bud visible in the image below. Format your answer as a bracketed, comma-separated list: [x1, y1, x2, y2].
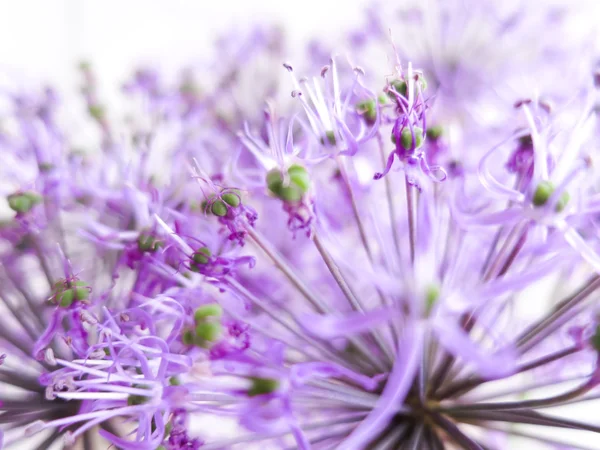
[181, 329, 194, 346]
[127, 385, 149, 406]
[8, 192, 42, 214]
[388, 76, 427, 99]
[127, 394, 147, 406]
[532, 182, 569, 211]
[137, 233, 162, 253]
[247, 377, 279, 397]
[532, 181, 554, 206]
[88, 104, 105, 121]
[388, 80, 408, 99]
[78, 61, 91, 72]
[75, 287, 90, 301]
[266, 169, 283, 190]
[58, 289, 75, 307]
[194, 321, 222, 346]
[426, 126, 443, 140]
[556, 191, 570, 212]
[425, 285, 439, 315]
[221, 192, 240, 207]
[38, 162, 54, 172]
[194, 303, 223, 322]
[400, 127, 424, 150]
[210, 200, 228, 217]
[319, 130, 337, 146]
[266, 166, 310, 203]
[192, 247, 212, 265]
[356, 99, 377, 123]
[52, 280, 90, 307]
[287, 165, 310, 193]
[356, 96, 386, 123]
[279, 186, 304, 202]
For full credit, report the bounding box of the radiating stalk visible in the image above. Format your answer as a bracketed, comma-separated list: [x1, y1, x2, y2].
[313, 233, 395, 368]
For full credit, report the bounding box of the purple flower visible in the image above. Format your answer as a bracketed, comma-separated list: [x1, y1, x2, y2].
[2, 4, 600, 450]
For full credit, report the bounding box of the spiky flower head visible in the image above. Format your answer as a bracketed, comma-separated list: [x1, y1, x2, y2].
[1, 3, 600, 450]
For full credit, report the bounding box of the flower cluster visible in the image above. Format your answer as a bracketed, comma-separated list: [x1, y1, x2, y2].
[1, 2, 600, 449]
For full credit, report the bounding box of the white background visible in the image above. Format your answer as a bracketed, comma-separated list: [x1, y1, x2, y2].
[0, 0, 367, 93]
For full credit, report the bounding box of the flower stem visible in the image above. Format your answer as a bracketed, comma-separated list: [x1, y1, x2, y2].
[312, 233, 395, 368]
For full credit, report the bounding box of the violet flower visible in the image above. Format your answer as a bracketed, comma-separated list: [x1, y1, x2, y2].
[2, 4, 600, 450]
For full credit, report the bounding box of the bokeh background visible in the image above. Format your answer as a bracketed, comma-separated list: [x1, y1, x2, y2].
[2, 0, 600, 448]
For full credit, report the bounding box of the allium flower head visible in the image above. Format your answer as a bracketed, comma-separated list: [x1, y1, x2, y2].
[2, 4, 600, 450]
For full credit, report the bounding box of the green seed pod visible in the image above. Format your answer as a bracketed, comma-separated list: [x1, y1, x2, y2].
[8, 192, 42, 214]
[556, 191, 570, 213]
[192, 247, 212, 265]
[426, 125, 443, 140]
[194, 321, 222, 345]
[388, 77, 427, 99]
[247, 377, 280, 397]
[24, 192, 43, 204]
[58, 289, 75, 307]
[278, 185, 303, 202]
[266, 170, 285, 198]
[38, 162, 54, 172]
[319, 130, 337, 146]
[127, 389, 148, 406]
[532, 181, 555, 207]
[266, 167, 308, 202]
[75, 287, 90, 301]
[400, 127, 424, 150]
[266, 169, 284, 191]
[210, 200, 228, 217]
[194, 303, 223, 322]
[425, 285, 439, 315]
[88, 104, 106, 121]
[388, 80, 408, 99]
[8, 195, 31, 214]
[181, 329, 194, 346]
[356, 99, 377, 122]
[137, 233, 162, 253]
[221, 192, 240, 207]
[200, 199, 209, 212]
[287, 165, 310, 194]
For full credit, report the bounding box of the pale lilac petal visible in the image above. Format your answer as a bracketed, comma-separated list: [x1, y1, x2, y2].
[433, 315, 517, 379]
[291, 362, 383, 391]
[296, 307, 398, 339]
[338, 324, 423, 449]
